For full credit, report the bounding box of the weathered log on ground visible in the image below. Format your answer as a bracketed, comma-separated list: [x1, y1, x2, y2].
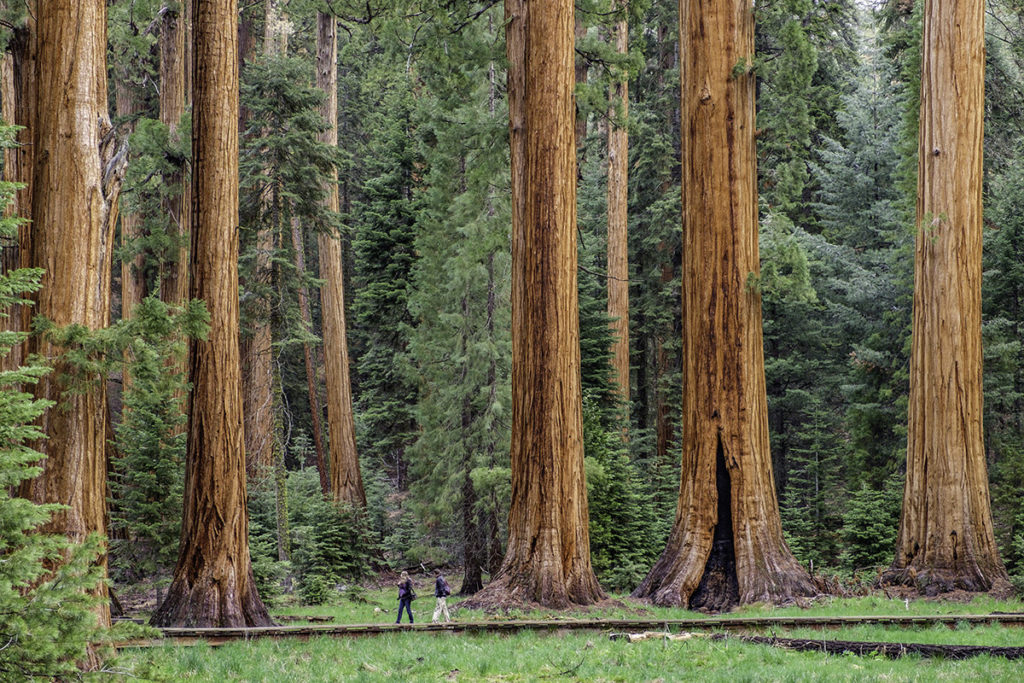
[710, 634, 1024, 660]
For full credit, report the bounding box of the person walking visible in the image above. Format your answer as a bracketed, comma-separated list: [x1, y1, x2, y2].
[432, 570, 452, 623]
[396, 571, 415, 624]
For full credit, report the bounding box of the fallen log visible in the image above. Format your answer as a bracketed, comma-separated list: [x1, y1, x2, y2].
[609, 631, 707, 643]
[710, 634, 1024, 660]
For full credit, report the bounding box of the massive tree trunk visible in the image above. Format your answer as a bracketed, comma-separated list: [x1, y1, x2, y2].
[0, 10, 36, 372]
[607, 0, 630, 409]
[317, 11, 365, 508]
[883, 0, 1008, 593]
[632, 0, 814, 611]
[23, 0, 122, 629]
[467, 0, 603, 609]
[152, 0, 271, 627]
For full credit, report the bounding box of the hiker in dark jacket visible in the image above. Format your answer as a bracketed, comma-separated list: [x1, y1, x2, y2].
[396, 571, 415, 624]
[432, 570, 451, 623]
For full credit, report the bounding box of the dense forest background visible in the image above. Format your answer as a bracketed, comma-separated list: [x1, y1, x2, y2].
[6, 0, 1024, 606]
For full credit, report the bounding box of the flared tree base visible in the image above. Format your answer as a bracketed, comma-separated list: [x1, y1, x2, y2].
[151, 567, 273, 627]
[880, 563, 1011, 597]
[462, 563, 605, 611]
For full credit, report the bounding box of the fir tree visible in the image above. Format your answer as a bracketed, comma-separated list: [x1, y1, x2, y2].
[109, 296, 206, 586]
[348, 41, 421, 493]
[0, 124, 105, 678]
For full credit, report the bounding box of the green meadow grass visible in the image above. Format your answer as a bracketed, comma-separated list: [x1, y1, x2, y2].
[113, 593, 1024, 681]
[117, 627, 1024, 682]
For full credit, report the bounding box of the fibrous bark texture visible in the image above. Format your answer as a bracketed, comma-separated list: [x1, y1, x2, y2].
[883, 0, 1008, 593]
[24, 0, 121, 628]
[606, 1, 630, 407]
[467, 0, 603, 609]
[317, 11, 365, 508]
[631, 0, 814, 610]
[153, 0, 271, 627]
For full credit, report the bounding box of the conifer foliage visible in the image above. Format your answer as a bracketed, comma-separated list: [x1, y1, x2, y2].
[0, 125, 104, 679]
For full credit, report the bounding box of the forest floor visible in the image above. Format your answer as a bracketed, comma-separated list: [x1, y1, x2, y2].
[106, 579, 1024, 681]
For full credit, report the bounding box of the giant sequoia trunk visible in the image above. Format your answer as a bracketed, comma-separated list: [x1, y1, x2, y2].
[23, 0, 122, 628]
[153, 0, 271, 627]
[317, 11, 365, 508]
[883, 0, 1009, 593]
[631, 0, 814, 610]
[606, 1, 630, 408]
[466, 0, 603, 609]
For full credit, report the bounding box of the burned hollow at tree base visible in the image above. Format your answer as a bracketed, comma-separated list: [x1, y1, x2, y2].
[688, 445, 740, 612]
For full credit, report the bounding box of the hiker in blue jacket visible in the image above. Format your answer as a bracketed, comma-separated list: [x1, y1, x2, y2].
[396, 571, 415, 624]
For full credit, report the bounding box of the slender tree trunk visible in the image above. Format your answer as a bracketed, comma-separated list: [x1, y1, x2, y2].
[290, 218, 329, 494]
[459, 292, 484, 595]
[241, 0, 284, 480]
[317, 11, 365, 508]
[24, 0, 123, 629]
[0, 11, 36, 372]
[159, 2, 190, 308]
[573, 14, 589, 152]
[632, 0, 814, 610]
[467, 0, 603, 609]
[153, 0, 271, 627]
[607, 1, 630, 410]
[883, 0, 1008, 593]
[117, 78, 146, 324]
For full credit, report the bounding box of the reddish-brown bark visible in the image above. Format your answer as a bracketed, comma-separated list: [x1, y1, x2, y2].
[23, 0, 123, 628]
[632, 0, 814, 610]
[153, 0, 271, 627]
[606, 1, 630, 409]
[317, 11, 365, 508]
[883, 0, 1009, 593]
[0, 10, 36, 371]
[466, 0, 603, 609]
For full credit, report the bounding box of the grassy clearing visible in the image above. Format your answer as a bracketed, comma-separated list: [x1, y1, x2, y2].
[270, 588, 1023, 625]
[117, 628, 1024, 682]
[113, 594, 1024, 681]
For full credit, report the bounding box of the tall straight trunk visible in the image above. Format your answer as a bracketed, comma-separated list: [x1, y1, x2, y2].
[468, 0, 603, 609]
[241, 0, 284, 479]
[317, 11, 365, 507]
[117, 78, 146, 323]
[289, 219, 329, 493]
[573, 15, 589, 151]
[632, 0, 814, 610]
[24, 0, 122, 629]
[153, 0, 271, 627]
[158, 2, 190, 308]
[884, 0, 1008, 593]
[606, 1, 630, 409]
[0, 11, 36, 372]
